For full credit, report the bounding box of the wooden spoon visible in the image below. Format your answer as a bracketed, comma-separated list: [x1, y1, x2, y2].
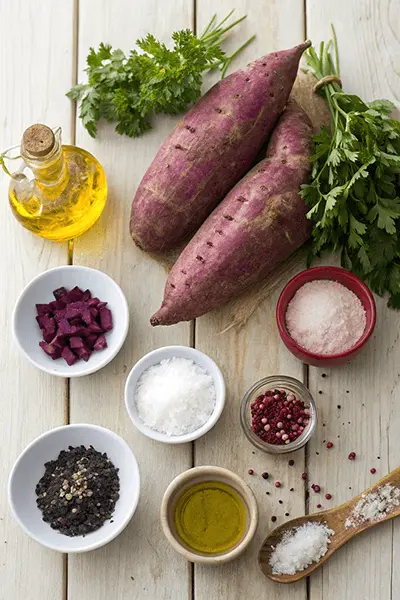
[259, 466, 400, 583]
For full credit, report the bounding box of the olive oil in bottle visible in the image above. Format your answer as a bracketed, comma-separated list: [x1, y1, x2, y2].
[3, 124, 107, 241]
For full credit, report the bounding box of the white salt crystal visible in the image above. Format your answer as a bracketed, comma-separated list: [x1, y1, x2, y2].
[135, 357, 216, 436]
[269, 522, 334, 575]
[286, 280, 366, 355]
[345, 484, 400, 528]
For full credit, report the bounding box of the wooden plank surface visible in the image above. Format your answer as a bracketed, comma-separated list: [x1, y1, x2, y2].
[1, 0, 399, 599]
[194, 2, 307, 599]
[68, 1, 194, 599]
[0, 1, 74, 599]
[306, 2, 400, 599]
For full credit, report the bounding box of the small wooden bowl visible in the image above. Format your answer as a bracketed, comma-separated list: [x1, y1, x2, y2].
[160, 466, 258, 564]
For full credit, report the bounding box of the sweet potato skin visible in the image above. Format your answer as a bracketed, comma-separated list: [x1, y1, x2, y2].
[151, 101, 313, 326]
[130, 42, 311, 252]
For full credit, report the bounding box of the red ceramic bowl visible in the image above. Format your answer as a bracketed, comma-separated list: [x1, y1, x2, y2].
[276, 266, 376, 368]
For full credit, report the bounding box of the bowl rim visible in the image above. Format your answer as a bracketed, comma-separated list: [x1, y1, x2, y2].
[160, 466, 258, 564]
[124, 345, 226, 444]
[240, 375, 317, 454]
[276, 266, 377, 361]
[8, 423, 140, 553]
[12, 265, 129, 378]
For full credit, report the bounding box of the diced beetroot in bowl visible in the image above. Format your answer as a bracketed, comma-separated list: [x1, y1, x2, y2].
[53, 286, 68, 300]
[36, 303, 51, 315]
[70, 336, 84, 349]
[66, 286, 84, 302]
[36, 285, 114, 366]
[39, 341, 62, 360]
[94, 334, 107, 351]
[100, 308, 113, 332]
[61, 346, 78, 366]
[87, 298, 100, 307]
[88, 321, 103, 334]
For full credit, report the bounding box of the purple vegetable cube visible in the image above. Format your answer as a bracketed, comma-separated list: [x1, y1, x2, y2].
[39, 341, 62, 360]
[87, 297, 100, 307]
[48, 301, 58, 311]
[53, 299, 67, 310]
[53, 287, 68, 300]
[65, 305, 82, 320]
[59, 318, 73, 335]
[85, 334, 98, 349]
[70, 317, 84, 327]
[82, 307, 92, 325]
[66, 286, 84, 303]
[36, 303, 51, 316]
[89, 307, 98, 319]
[38, 314, 56, 338]
[61, 346, 78, 366]
[82, 289, 92, 302]
[74, 346, 91, 362]
[50, 333, 67, 349]
[88, 321, 103, 334]
[70, 336, 84, 349]
[93, 334, 107, 351]
[54, 308, 66, 322]
[99, 308, 113, 332]
[97, 301, 108, 310]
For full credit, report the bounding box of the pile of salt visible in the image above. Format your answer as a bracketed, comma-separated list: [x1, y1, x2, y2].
[345, 484, 400, 528]
[286, 280, 366, 355]
[269, 521, 334, 575]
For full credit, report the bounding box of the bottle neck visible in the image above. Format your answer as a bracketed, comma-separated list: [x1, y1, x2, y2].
[23, 136, 65, 187]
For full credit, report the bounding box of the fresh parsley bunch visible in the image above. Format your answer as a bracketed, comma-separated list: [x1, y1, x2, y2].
[302, 28, 400, 306]
[67, 11, 254, 139]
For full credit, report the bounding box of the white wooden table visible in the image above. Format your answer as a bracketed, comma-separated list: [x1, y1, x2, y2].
[1, 1, 399, 599]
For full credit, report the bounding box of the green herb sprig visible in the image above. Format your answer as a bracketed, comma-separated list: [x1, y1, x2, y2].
[301, 27, 400, 306]
[67, 10, 255, 139]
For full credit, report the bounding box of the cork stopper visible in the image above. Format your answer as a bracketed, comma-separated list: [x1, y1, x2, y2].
[22, 124, 55, 158]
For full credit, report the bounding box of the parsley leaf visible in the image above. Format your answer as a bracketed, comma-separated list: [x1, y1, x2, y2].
[67, 11, 255, 138]
[303, 27, 400, 307]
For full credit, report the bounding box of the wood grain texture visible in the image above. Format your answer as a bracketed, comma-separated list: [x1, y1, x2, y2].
[306, 5, 400, 600]
[194, 2, 307, 599]
[0, 1, 74, 599]
[68, 1, 194, 599]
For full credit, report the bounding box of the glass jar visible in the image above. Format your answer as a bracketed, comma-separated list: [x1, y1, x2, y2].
[240, 375, 317, 454]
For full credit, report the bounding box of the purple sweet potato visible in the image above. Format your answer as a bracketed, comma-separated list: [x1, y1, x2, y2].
[39, 341, 62, 360]
[130, 42, 311, 252]
[93, 334, 107, 351]
[61, 346, 78, 366]
[151, 101, 313, 326]
[99, 308, 113, 332]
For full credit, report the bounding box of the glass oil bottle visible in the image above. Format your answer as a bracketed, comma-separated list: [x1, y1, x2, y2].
[1, 124, 107, 241]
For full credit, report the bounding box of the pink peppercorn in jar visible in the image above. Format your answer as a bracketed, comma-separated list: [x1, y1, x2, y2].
[240, 376, 317, 454]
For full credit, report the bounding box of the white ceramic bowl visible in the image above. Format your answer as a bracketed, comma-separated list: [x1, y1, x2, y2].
[12, 265, 129, 377]
[8, 424, 140, 553]
[161, 466, 258, 564]
[124, 346, 225, 444]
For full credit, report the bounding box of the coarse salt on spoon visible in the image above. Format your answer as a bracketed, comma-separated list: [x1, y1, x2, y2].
[259, 466, 400, 583]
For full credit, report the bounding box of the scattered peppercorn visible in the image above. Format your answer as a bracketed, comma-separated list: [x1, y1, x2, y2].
[275, 481, 281, 488]
[301, 472, 307, 480]
[325, 493, 332, 500]
[271, 516, 277, 522]
[348, 452, 356, 461]
[262, 472, 269, 479]
[35, 445, 120, 537]
[326, 442, 334, 449]
[317, 504, 322, 509]
[288, 460, 295, 466]
[316, 452, 320, 456]
[312, 484, 321, 493]
[266, 492, 270, 495]
[290, 488, 294, 492]
[322, 373, 326, 378]
[337, 405, 341, 409]
[370, 468, 376, 474]
[278, 500, 283, 504]
[318, 391, 322, 394]
[285, 513, 290, 517]
[377, 456, 380, 460]
[248, 469, 254, 475]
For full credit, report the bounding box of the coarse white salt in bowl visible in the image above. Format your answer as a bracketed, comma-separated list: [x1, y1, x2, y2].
[124, 346, 226, 444]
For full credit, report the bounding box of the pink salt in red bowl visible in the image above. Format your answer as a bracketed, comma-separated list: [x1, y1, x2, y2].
[276, 266, 376, 368]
